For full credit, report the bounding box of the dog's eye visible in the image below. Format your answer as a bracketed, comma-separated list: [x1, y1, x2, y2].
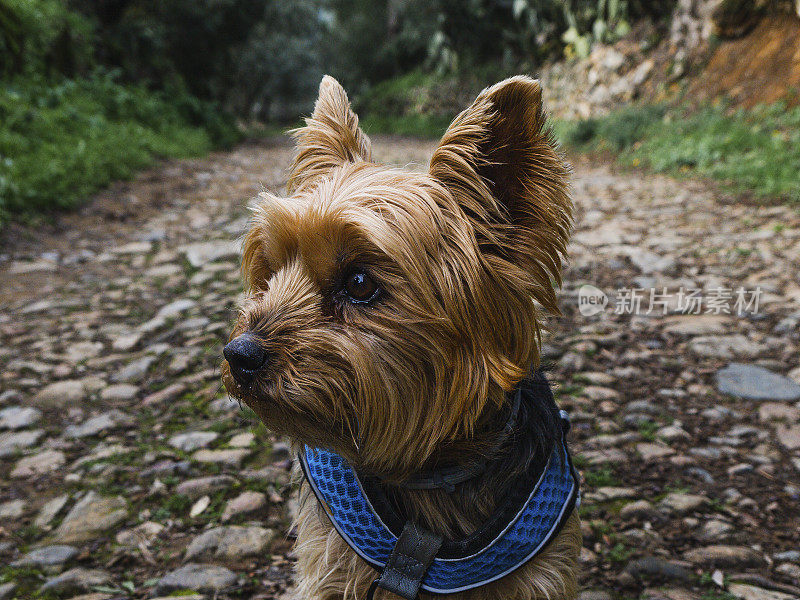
[343, 269, 379, 303]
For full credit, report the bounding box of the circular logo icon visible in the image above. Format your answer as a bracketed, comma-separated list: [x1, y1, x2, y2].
[578, 284, 608, 316]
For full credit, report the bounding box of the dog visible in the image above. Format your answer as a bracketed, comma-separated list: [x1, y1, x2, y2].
[222, 75, 580, 600]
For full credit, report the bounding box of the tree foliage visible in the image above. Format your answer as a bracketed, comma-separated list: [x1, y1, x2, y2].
[1, 0, 676, 120]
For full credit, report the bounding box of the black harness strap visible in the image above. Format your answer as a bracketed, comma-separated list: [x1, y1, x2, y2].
[365, 521, 443, 600]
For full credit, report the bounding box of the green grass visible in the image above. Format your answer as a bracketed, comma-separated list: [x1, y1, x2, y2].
[556, 100, 800, 203]
[0, 71, 240, 223]
[607, 541, 634, 563]
[582, 466, 620, 488]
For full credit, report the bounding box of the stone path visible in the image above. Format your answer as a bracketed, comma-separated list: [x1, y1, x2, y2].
[1, 138, 799, 600]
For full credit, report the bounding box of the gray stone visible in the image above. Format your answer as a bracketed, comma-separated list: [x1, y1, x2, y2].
[683, 545, 766, 568]
[0, 583, 15, 600]
[624, 413, 654, 427]
[727, 583, 796, 600]
[115, 521, 164, 546]
[588, 487, 638, 502]
[34, 380, 90, 406]
[637, 442, 675, 460]
[112, 356, 156, 383]
[578, 592, 613, 600]
[156, 563, 238, 593]
[775, 562, 800, 580]
[625, 400, 663, 415]
[175, 475, 237, 499]
[0, 406, 42, 429]
[758, 402, 800, 422]
[181, 240, 240, 268]
[658, 493, 708, 514]
[111, 241, 152, 254]
[0, 429, 44, 457]
[63, 341, 104, 364]
[192, 448, 251, 466]
[100, 384, 139, 402]
[11, 449, 65, 478]
[690, 335, 765, 359]
[185, 525, 274, 560]
[0, 499, 25, 518]
[640, 589, 698, 600]
[169, 431, 219, 452]
[156, 299, 197, 319]
[776, 424, 800, 450]
[221, 491, 267, 522]
[55, 491, 128, 543]
[716, 364, 800, 401]
[774, 550, 800, 561]
[40, 568, 111, 593]
[35, 494, 70, 528]
[12, 545, 78, 567]
[623, 557, 693, 582]
[64, 409, 134, 438]
[657, 424, 691, 441]
[111, 331, 142, 352]
[620, 500, 659, 521]
[228, 432, 255, 448]
[628, 250, 676, 274]
[0, 390, 22, 404]
[698, 519, 734, 542]
[685, 467, 715, 484]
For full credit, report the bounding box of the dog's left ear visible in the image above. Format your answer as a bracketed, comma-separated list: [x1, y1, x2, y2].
[430, 76, 572, 314]
[287, 75, 372, 193]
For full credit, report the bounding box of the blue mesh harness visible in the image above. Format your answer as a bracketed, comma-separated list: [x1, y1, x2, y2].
[299, 377, 580, 598]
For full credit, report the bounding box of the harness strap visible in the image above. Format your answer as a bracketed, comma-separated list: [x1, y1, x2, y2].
[366, 522, 443, 600]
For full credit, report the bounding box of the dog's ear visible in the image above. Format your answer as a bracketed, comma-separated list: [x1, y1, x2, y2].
[429, 76, 572, 314]
[287, 75, 372, 193]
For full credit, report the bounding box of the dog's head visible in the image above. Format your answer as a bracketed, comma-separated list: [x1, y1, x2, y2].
[222, 75, 571, 479]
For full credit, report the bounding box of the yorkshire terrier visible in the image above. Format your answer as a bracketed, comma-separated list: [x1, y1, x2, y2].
[222, 75, 580, 600]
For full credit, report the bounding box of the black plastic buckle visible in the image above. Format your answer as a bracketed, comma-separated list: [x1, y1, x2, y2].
[365, 521, 442, 600]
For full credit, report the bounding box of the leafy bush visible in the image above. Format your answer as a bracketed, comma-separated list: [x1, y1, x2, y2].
[558, 100, 800, 203]
[0, 0, 94, 77]
[0, 72, 222, 220]
[631, 101, 800, 201]
[566, 104, 666, 150]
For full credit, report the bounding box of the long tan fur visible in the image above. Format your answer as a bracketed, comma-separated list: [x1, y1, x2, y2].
[223, 75, 578, 600]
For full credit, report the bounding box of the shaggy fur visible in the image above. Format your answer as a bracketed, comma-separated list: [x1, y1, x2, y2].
[222, 74, 578, 600]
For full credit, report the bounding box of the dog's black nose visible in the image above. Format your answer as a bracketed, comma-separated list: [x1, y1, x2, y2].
[224, 334, 268, 387]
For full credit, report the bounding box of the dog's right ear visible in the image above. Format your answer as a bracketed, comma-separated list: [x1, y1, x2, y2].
[287, 75, 372, 193]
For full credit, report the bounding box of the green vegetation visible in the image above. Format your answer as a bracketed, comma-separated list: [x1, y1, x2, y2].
[558, 100, 800, 203]
[0, 73, 230, 218]
[607, 541, 634, 563]
[582, 466, 620, 488]
[152, 493, 192, 522]
[0, 0, 251, 223]
[357, 69, 800, 206]
[637, 420, 659, 442]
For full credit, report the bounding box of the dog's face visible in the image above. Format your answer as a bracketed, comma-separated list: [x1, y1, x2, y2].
[222, 76, 571, 478]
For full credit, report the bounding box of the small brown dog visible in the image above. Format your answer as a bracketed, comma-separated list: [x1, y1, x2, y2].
[222, 75, 579, 600]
